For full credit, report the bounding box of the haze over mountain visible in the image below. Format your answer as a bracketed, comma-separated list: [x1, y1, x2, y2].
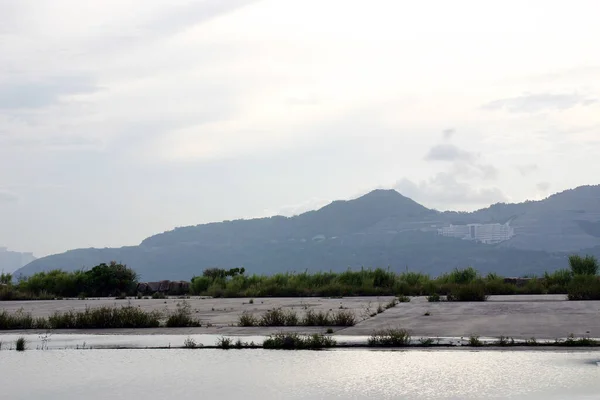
[16, 185, 600, 281]
[0, 247, 36, 274]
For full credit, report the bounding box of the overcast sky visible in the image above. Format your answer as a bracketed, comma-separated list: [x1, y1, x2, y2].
[1, 0, 600, 257]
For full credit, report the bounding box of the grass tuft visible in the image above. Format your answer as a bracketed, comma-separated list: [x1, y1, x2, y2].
[183, 337, 197, 348]
[368, 328, 411, 347]
[238, 311, 259, 327]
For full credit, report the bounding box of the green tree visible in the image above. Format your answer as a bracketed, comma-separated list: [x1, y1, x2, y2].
[84, 262, 138, 297]
[569, 255, 599, 276]
[0, 272, 12, 285]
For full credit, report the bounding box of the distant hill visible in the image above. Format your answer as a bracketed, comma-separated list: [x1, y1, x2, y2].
[15, 185, 600, 281]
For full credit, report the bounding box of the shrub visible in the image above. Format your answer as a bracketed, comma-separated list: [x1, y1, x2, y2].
[15, 337, 26, 351]
[569, 255, 599, 276]
[166, 301, 201, 327]
[484, 279, 516, 295]
[427, 293, 440, 302]
[418, 338, 435, 346]
[152, 292, 166, 299]
[526, 337, 538, 346]
[447, 283, 487, 302]
[567, 275, 600, 300]
[544, 269, 573, 287]
[442, 267, 478, 285]
[396, 295, 410, 303]
[561, 334, 598, 347]
[331, 310, 356, 326]
[183, 337, 197, 348]
[260, 308, 292, 327]
[263, 333, 336, 350]
[468, 335, 483, 347]
[216, 336, 233, 349]
[190, 276, 212, 295]
[495, 336, 514, 346]
[368, 328, 411, 347]
[238, 311, 258, 327]
[303, 310, 330, 326]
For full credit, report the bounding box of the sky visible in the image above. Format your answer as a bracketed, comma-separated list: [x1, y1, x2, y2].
[1, 0, 600, 257]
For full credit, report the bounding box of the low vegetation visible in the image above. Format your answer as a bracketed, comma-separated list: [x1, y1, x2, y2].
[5, 254, 600, 301]
[15, 337, 26, 351]
[237, 308, 356, 327]
[47, 305, 161, 329]
[468, 335, 483, 347]
[0, 302, 205, 330]
[187, 264, 599, 300]
[183, 337, 198, 348]
[166, 301, 201, 327]
[367, 328, 412, 347]
[263, 333, 336, 350]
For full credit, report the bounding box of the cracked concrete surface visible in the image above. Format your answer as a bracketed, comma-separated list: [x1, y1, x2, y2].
[2, 294, 599, 339]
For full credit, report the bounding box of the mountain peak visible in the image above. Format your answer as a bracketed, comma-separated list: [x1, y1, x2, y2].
[359, 188, 405, 199]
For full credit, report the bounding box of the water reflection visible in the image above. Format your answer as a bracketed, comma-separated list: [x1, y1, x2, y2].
[1, 349, 599, 399]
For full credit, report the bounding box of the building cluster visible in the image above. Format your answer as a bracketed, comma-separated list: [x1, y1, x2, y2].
[437, 223, 515, 244]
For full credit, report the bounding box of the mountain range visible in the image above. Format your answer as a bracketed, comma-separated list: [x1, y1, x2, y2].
[15, 185, 600, 281]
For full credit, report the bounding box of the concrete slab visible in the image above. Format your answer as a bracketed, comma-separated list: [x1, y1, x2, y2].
[1, 294, 599, 339]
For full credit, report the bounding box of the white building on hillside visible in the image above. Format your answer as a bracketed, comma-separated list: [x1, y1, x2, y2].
[438, 223, 514, 244]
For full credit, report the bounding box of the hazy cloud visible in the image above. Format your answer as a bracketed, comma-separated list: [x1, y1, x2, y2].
[265, 197, 331, 217]
[482, 93, 596, 113]
[0, 134, 105, 151]
[0, 190, 18, 203]
[516, 164, 539, 176]
[424, 144, 475, 162]
[442, 128, 455, 140]
[536, 182, 551, 192]
[0, 77, 98, 110]
[394, 174, 508, 210]
[144, 0, 257, 36]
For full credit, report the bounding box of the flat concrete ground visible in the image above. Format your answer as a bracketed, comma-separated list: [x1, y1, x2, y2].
[1, 294, 599, 339]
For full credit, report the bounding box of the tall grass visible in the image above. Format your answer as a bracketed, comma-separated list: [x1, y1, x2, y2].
[263, 333, 336, 350]
[0, 309, 49, 330]
[446, 282, 488, 302]
[368, 328, 411, 347]
[189, 266, 579, 298]
[238, 309, 356, 327]
[48, 305, 161, 329]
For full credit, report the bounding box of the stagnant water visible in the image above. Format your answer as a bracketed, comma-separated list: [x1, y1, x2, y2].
[1, 348, 599, 399]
